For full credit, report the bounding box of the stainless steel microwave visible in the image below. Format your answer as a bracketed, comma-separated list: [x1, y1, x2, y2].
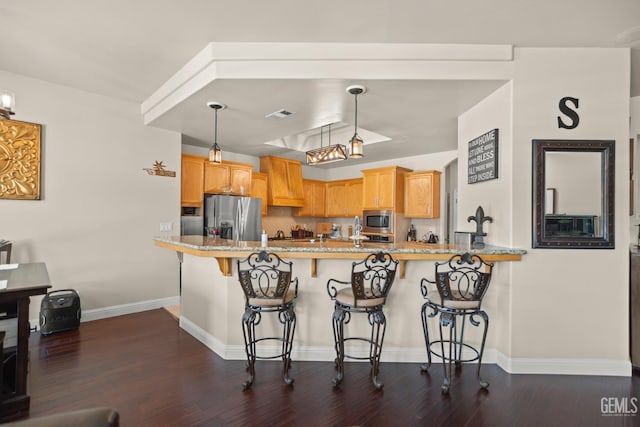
[362, 210, 394, 234]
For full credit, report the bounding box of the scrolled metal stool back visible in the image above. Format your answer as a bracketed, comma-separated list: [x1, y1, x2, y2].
[237, 251, 296, 304]
[419, 252, 495, 394]
[423, 252, 493, 307]
[235, 250, 298, 390]
[325, 251, 398, 390]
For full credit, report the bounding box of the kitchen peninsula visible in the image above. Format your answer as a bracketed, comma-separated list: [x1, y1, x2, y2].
[155, 235, 523, 277]
[154, 236, 525, 363]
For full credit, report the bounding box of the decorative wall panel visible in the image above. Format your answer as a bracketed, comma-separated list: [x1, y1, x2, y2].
[0, 119, 42, 200]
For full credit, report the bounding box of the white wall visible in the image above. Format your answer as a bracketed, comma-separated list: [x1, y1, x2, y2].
[458, 82, 513, 247]
[0, 70, 182, 319]
[458, 82, 514, 360]
[631, 96, 640, 242]
[509, 48, 630, 370]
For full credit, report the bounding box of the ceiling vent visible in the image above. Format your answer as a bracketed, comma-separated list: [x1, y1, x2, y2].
[265, 109, 295, 119]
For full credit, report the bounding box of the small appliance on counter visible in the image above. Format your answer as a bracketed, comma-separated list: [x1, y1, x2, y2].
[329, 224, 342, 239]
[291, 228, 313, 239]
[454, 231, 475, 249]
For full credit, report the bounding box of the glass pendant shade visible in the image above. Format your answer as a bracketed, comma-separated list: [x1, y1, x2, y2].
[346, 85, 366, 159]
[209, 142, 222, 163]
[0, 90, 15, 119]
[207, 102, 226, 164]
[349, 134, 364, 158]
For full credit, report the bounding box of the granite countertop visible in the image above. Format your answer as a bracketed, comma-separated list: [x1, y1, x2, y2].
[153, 235, 526, 256]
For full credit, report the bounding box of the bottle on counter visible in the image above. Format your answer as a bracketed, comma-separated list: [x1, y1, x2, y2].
[261, 230, 268, 247]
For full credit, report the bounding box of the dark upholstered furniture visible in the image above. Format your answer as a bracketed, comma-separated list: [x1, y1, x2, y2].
[3, 408, 119, 427]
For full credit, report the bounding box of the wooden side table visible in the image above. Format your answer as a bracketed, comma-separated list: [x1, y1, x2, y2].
[0, 262, 51, 421]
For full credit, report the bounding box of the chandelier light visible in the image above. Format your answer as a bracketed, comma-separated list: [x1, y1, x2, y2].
[306, 124, 348, 165]
[347, 85, 366, 159]
[0, 90, 15, 120]
[207, 102, 226, 164]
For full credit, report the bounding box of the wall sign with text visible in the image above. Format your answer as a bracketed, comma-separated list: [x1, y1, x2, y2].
[468, 128, 499, 184]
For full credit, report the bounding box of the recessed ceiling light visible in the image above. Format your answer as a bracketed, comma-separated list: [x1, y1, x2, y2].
[265, 109, 295, 119]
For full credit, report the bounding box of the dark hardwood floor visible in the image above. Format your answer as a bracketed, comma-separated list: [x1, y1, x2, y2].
[24, 309, 640, 426]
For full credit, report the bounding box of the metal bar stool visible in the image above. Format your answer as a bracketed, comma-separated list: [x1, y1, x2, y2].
[420, 252, 494, 394]
[326, 252, 398, 390]
[237, 251, 298, 390]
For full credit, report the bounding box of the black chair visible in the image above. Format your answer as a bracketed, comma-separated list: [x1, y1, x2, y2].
[420, 253, 494, 393]
[237, 251, 298, 390]
[326, 252, 398, 390]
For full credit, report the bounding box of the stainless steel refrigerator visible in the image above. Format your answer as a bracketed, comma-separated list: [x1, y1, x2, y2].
[204, 195, 262, 241]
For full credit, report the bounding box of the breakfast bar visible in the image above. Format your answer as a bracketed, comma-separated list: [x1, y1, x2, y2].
[154, 235, 524, 278]
[154, 236, 525, 363]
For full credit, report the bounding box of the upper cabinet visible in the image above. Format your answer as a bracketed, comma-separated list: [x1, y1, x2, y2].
[204, 161, 253, 195]
[294, 179, 326, 217]
[347, 179, 364, 217]
[326, 178, 363, 218]
[260, 156, 305, 207]
[404, 170, 441, 218]
[362, 166, 412, 212]
[250, 172, 268, 216]
[181, 154, 205, 208]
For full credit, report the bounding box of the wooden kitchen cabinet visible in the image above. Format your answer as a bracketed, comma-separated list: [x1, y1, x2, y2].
[346, 179, 363, 217]
[294, 179, 326, 217]
[326, 178, 363, 217]
[204, 160, 252, 196]
[251, 172, 268, 216]
[228, 164, 252, 195]
[404, 170, 441, 218]
[362, 166, 412, 212]
[260, 156, 305, 207]
[181, 154, 205, 208]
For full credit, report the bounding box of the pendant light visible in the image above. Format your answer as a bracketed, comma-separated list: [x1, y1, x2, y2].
[346, 85, 366, 159]
[0, 90, 15, 120]
[207, 101, 226, 164]
[306, 124, 348, 165]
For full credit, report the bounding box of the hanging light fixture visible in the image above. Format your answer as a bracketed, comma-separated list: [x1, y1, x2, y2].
[346, 85, 366, 159]
[207, 101, 226, 164]
[0, 90, 15, 120]
[306, 124, 348, 165]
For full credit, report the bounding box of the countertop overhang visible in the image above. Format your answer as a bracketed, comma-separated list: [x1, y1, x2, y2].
[154, 236, 525, 278]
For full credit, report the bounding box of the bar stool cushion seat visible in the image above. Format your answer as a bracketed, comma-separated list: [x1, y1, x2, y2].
[335, 288, 385, 308]
[426, 290, 481, 310]
[248, 289, 296, 307]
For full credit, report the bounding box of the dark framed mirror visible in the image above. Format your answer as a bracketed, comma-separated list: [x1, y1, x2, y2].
[532, 139, 615, 249]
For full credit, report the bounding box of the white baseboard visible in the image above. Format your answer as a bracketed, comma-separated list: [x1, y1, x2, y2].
[30, 296, 181, 330]
[33, 304, 631, 377]
[495, 351, 631, 377]
[178, 316, 631, 376]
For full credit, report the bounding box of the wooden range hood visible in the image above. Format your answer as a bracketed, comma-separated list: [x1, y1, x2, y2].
[259, 155, 305, 207]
